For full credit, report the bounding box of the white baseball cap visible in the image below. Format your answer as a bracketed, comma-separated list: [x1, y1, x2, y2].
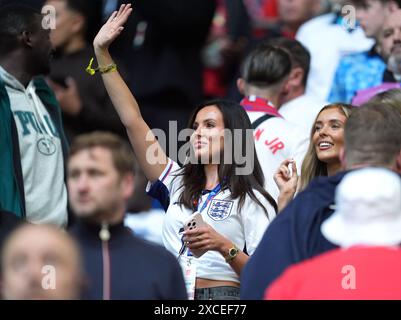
[321, 167, 401, 247]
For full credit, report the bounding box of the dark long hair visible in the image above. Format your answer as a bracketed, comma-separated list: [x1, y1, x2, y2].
[177, 99, 277, 216]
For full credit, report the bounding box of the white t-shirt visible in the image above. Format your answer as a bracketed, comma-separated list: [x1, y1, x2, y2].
[242, 96, 309, 201]
[146, 158, 275, 283]
[0, 67, 67, 227]
[279, 94, 327, 135]
[296, 13, 373, 101]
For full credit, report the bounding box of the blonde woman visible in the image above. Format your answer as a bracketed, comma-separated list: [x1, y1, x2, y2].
[275, 103, 354, 211]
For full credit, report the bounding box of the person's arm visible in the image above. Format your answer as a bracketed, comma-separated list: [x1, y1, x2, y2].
[93, 4, 167, 182]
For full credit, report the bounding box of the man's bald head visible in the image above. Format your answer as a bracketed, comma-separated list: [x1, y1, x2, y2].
[1, 224, 83, 300]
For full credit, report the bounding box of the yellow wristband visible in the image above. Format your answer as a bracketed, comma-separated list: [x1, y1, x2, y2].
[99, 63, 117, 74]
[85, 57, 117, 75]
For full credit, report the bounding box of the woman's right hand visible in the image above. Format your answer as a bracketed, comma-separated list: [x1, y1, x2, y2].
[93, 3, 133, 52]
[92, 2, 167, 182]
[274, 159, 298, 212]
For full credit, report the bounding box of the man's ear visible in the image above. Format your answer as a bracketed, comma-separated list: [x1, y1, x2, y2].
[288, 67, 304, 88]
[71, 13, 85, 35]
[339, 147, 346, 170]
[237, 78, 245, 95]
[20, 30, 33, 48]
[122, 173, 135, 200]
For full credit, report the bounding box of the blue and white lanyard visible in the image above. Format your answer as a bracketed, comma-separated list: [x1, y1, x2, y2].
[196, 183, 222, 213]
[178, 183, 222, 258]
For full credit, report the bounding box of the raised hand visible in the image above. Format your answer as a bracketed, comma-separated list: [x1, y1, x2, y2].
[275, 159, 299, 212]
[93, 3, 133, 51]
[274, 159, 298, 192]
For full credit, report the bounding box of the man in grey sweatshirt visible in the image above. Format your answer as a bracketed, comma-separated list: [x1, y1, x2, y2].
[0, 4, 69, 229]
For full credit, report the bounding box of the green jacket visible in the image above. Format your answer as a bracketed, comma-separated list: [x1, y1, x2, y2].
[0, 76, 69, 218]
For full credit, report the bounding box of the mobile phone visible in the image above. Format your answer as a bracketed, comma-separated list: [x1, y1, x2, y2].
[287, 160, 294, 177]
[184, 212, 206, 232]
[183, 212, 207, 258]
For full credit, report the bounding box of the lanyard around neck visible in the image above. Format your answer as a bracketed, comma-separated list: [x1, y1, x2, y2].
[197, 183, 222, 213]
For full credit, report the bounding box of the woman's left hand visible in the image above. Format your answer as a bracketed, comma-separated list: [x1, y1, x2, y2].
[183, 224, 229, 254]
[184, 224, 248, 276]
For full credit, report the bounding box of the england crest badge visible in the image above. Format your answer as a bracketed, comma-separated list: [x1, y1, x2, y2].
[207, 199, 233, 221]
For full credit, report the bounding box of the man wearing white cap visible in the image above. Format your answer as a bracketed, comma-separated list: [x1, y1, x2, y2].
[265, 168, 401, 299]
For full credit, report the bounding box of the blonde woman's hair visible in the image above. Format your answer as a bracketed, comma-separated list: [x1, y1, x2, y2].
[299, 103, 354, 191]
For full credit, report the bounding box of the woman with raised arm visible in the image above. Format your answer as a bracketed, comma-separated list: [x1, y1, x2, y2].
[93, 4, 276, 300]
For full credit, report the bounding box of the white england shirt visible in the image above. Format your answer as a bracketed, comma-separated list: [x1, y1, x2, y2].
[147, 158, 275, 283]
[241, 96, 309, 201]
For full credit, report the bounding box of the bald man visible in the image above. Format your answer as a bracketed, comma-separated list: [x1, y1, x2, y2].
[1, 224, 84, 300]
